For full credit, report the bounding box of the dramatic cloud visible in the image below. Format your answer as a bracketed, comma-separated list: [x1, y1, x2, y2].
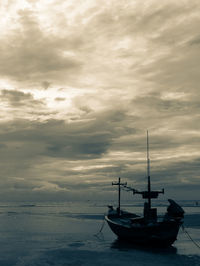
[0, 0, 199, 201]
[1, 89, 44, 107]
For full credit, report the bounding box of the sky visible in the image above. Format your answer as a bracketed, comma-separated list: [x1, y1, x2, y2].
[0, 0, 200, 202]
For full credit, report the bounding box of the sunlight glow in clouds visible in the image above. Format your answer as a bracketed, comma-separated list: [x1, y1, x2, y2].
[0, 0, 200, 201]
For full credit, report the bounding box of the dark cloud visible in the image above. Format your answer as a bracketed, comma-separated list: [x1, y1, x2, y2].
[0, 117, 113, 160]
[190, 35, 200, 46]
[132, 94, 188, 114]
[1, 89, 44, 107]
[41, 81, 51, 90]
[54, 97, 66, 102]
[0, 143, 7, 148]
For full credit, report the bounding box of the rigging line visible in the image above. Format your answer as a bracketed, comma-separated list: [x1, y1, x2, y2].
[121, 184, 137, 193]
[98, 218, 105, 233]
[94, 214, 106, 237]
[181, 224, 200, 249]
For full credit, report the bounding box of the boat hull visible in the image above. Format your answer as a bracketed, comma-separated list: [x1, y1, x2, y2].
[105, 215, 182, 246]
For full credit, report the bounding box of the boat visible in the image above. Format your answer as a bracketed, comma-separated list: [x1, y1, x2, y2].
[105, 131, 184, 246]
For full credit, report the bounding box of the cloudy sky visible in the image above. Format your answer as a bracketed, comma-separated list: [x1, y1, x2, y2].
[0, 0, 200, 202]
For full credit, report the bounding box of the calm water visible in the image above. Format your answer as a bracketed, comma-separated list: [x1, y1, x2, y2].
[0, 200, 199, 265]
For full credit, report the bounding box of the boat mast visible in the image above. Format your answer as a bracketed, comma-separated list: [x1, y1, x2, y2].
[147, 130, 151, 209]
[121, 131, 164, 203]
[112, 177, 127, 216]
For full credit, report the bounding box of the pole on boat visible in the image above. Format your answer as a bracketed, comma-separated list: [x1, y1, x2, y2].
[147, 130, 151, 209]
[112, 177, 127, 216]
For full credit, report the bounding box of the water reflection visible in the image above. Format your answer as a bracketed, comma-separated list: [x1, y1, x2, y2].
[111, 239, 177, 254]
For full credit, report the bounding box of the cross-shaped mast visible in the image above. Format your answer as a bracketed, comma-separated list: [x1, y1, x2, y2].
[112, 177, 127, 215]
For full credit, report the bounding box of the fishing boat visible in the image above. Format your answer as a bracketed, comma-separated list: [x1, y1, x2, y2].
[105, 132, 184, 246]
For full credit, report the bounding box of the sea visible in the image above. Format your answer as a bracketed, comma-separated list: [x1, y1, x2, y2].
[0, 199, 199, 266]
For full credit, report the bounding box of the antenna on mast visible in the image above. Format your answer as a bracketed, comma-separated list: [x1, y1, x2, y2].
[147, 130, 151, 209]
[120, 131, 164, 209]
[147, 130, 150, 178]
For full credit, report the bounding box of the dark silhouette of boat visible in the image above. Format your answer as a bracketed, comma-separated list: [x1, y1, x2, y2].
[105, 132, 184, 246]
